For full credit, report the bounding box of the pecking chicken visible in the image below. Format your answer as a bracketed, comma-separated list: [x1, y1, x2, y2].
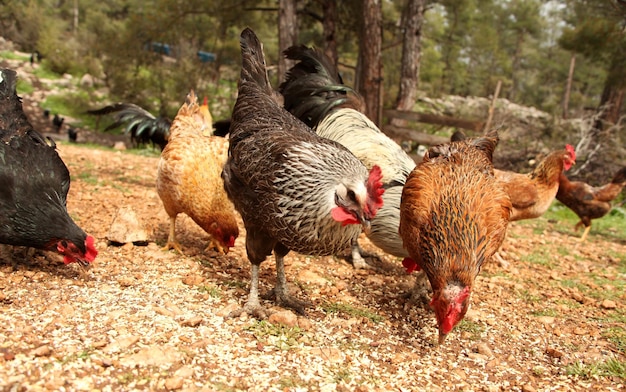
[222, 28, 384, 318]
[279, 45, 416, 269]
[399, 134, 512, 344]
[156, 90, 238, 254]
[0, 68, 98, 267]
[556, 167, 626, 242]
[495, 145, 576, 221]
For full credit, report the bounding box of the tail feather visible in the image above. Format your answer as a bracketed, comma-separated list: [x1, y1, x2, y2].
[0, 68, 49, 145]
[279, 45, 363, 128]
[239, 28, 272, 95]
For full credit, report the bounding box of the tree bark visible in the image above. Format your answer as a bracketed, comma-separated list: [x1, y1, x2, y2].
[278, 0, 298, 84]
[562, 54, 576, 119]
[321, 0, 338, 67]
[391, 0, 426, 127]
[358, 0, 383, 125]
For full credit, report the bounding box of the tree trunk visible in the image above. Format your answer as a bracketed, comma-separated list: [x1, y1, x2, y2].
[322, 0, 338, 67]
[562, 54, 576, 119]
[278, 0, 298, 84]
[358, 0, 383, 125]
[391, 0, 426, 127]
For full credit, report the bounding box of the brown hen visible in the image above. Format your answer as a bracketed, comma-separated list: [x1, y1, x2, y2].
[157, 90, 238, 254]
[557, 167, 626, 242]
[399, 134, 511, 344]
[495, 145, 576, 221]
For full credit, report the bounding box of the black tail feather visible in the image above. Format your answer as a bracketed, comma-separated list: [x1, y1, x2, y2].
[279, 45, 357, 128]
[239, 28, 272, 95]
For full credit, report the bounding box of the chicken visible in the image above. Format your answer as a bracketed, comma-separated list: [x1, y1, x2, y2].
[156, 90, 238, 254]
[279, 45, 416, 269]
[0, 68, 98, 266]
[556, 167, 626, 242]
[495, 145, 576, 221]
[222, 28, 384, 318]
[86, 102, 171, 150]
[399, 134, 512, 344]
[87, 98, 224, 150]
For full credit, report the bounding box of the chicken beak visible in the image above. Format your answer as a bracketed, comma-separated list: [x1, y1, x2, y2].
[438, 331, 448, 345]
[361, 219, 372, 234]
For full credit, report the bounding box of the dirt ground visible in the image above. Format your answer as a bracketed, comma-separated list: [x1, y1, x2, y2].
[0, 140, 624, 391]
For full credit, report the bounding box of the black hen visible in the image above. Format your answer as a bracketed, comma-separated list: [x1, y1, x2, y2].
[86, 103, 171, 150]
[222, 28, 384, 318]
[0, 68, 98, 266]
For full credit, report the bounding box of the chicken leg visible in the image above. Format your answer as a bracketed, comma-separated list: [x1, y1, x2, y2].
[579, 225, 592, 243]
[162, 216, 183, 253]
[261, 252, 311, 315]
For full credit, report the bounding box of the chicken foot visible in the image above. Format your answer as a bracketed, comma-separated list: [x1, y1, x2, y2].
[261, 253, 311, 315]
[228, 263, 271, 319]
[350, 238, 379, 270]
[162, 216, 183, 253]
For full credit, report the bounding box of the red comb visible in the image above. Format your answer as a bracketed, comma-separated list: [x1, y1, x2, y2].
[203, 96, 208, 106]
[565, 144, 576, 159]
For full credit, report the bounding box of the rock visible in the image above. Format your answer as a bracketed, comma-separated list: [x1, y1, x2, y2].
[107, 206, 150, 244]
[180, 316, 202, 327]
[546, 347, 564, 358]
[31, 345, 52, 357]
[182, 274, 204, 286]
[217, 303, 240, 317]
[521, 384, 536, 392]
[268, 310, 298, 327]
[174, 366, 194, 378]
[104, 335, 141, 353]
[309, 347, 343, 363]
[164, 376, 184, 390]
[79, 73, 95, 88]
[600, 299, 617, 309]
[475, 343, 493, 357]
[297, 270, 327, 286]
[113, 141, 127, 150]
[120, 346, 183, 367]
[537, 316, 555, 325]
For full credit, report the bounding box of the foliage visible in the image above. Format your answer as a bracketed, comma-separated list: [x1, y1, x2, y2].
[0, 0, 618, 121]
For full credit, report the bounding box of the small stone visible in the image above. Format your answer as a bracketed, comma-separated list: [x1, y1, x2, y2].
[174, 366, 194, 378]
[546, 347, 564, 358]
[104, 335, 141, 353]
[118, 276, 135, 287]
[573, 327, 586, 335]
[309, 347, 343, 362]
[600, 299, 617, 309]
[297, 270, 327, 286]
[101, 357, 113, 367]
[31, 345, 52, 357]
[570, 291, 584, 303]
[297, 317, 313, 331]
[182, 274, 204, 286]
[476, 343, 493, 357]
[467, 352, 488, 361]
[164, 376, 184, 390]
[216, 303, 240, 317]
[537, 316, 555, 325]
[113, 141, 127, 150]
[268, 310, 298, 327]
[92, 340, 108, 348]
[180, 316, 202, 327]
[521, 384, 536, 392]
[107, 206, 150, 244]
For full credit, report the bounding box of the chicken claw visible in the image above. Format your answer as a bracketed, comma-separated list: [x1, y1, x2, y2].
[162, 240, 183, 254]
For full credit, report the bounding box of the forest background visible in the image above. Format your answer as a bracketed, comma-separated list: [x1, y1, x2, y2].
[0, 0, 624, 183]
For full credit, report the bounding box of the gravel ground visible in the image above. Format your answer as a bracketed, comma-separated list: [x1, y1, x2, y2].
[1, 143, 624, 392]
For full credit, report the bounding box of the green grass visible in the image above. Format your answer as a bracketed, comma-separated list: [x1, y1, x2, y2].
[520, 249, 554, 267]
[542, 202, 626, 242]
[603, 326, 626, 354]
[530, 308, 560, 317]
[0, 51, 30, 61]
[565, 358, 626, 379]
[16, 79, 34, 95]
[73, 171, 100, 186]
[455, 319, 484, 341]
[245, 320, 304, 351]
[197, 285, 221, 298]
[320, 301, 384, 323]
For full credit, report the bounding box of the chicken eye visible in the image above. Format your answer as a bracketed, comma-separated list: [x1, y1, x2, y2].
[60, 240, 68, 248]
[347, 190, 356, 202]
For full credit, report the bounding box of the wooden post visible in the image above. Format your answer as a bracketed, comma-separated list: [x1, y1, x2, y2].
[484, 80, 501, 132]
[562, 54, 576, 119]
